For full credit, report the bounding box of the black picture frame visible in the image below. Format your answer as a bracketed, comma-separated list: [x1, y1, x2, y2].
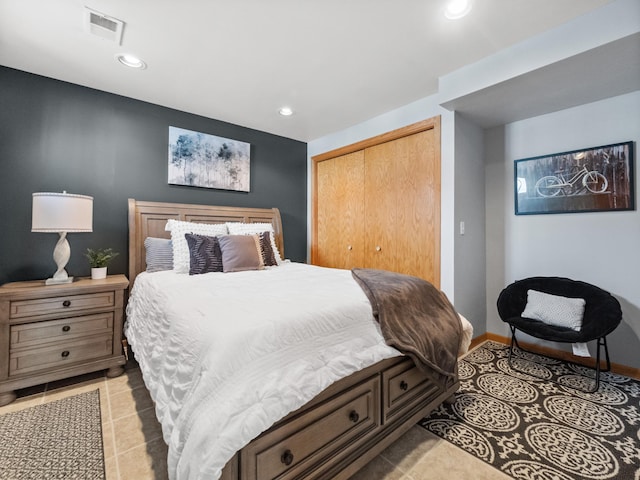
[514, 141, 635, 215]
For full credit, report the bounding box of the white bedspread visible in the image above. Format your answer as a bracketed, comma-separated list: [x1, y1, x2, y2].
[124, 263, 403, 480]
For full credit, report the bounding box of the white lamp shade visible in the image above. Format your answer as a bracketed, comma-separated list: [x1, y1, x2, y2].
[32, 192, 93, 232]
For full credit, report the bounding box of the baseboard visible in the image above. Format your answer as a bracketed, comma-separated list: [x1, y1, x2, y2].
[469, 333, 640, 380]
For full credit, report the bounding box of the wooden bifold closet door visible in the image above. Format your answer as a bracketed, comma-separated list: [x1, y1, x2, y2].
[312, 117, 441, 287]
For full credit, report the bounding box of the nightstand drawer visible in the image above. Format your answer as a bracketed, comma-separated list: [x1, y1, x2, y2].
[10, 313, 114, 349]
[9, 334, 113, 376]
[9, 291, 116, 319]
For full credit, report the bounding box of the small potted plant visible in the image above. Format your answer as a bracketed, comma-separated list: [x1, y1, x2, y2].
[84, 248, 119, 280]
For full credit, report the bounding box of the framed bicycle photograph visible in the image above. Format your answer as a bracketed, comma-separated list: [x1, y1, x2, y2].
[514, 141, 635, 215]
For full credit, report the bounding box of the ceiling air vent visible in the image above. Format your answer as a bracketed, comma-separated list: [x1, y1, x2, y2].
[84, 7, 125, 45]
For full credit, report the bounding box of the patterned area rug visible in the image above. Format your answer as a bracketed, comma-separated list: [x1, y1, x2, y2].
[420, 341, 640, 480]
[0, 389, 105, 479]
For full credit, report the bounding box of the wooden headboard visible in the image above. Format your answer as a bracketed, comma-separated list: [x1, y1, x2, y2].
[128, 199, 284, 285]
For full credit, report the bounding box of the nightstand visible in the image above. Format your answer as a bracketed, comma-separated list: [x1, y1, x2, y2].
[0, 274, 129, 406]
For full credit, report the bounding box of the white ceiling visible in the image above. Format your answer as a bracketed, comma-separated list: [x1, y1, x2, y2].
[0, 0, 616, 142]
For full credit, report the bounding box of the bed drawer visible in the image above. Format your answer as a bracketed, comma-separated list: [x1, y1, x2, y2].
[10, 313, 114, 349]
[9, 291, 115, 319]
[242, 377, 380, 480]
[382, 359, 440, 423]
[9, 334, 113, 376]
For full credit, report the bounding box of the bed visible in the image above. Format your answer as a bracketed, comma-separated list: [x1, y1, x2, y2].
[125, 199, 471, 480]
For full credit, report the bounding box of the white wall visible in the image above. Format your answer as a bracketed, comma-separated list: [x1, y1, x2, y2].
[307, 0, 639, 369]
[307, 96, 458, 300]
[485, 91, 640, 368]
[454, 113, 486, 333]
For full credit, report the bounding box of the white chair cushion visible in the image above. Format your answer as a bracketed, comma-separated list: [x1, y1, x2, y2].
[522, 289, 586, 331]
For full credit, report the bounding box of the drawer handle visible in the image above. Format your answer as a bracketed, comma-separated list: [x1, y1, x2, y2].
[375, 245, 381, 252]
[280, 450, 294, 466]
[349, 410, 360, 423]
[62, 300, 71, 307]
[400, 380, 409, 391]
[61, 350, 70, 358]
[62, 325, 71, 332]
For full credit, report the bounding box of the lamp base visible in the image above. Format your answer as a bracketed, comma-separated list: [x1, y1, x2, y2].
[45, 276, 74, 285]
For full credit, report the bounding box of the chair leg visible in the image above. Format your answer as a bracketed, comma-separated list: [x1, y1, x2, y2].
[600, 336, 611, 372]
[591, 338, 602, 393]
[506, 327, 607, 393]
[589, 336, 611, 393]
[508, 326, 518, 367]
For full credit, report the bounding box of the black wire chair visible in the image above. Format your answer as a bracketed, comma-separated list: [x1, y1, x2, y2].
[497, 276, 622, 393]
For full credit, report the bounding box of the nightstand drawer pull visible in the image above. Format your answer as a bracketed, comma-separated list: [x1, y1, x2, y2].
[349, 410, 360, 423]
[62, 300, 71, 307]
[62, 325, 71, 332]
[400, 380, 409, 391]
[280, 450, 294, 466]
[61, 350, 70, 358]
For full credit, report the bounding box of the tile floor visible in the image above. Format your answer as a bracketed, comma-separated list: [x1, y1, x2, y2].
[0, 361, 511, 480]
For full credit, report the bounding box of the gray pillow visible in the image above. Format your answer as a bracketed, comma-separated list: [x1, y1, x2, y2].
[218, 235, 264, 273]
[144, 237, 173, 272]
[522, 289, 585, 331]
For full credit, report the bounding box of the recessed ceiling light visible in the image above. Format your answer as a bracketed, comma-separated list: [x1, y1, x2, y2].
[115, 53, 147, 69]
[279, 107, 293, 116]
[444, 0, 472, 19]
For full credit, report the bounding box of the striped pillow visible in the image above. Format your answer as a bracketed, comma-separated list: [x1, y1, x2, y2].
[258, 231, 278, 267]
[185, 233, 223, 275]
[144, 237, 173, 272]
[166, 219, 228, 273]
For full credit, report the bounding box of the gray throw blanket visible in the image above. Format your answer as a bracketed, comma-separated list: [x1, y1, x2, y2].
[351, 268, 462, 386]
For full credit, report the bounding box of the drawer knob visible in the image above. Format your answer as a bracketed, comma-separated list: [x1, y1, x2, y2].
[349, 410, 360, 423]
[400, 380, 409, 391]
[347, 245, 352, 251]
[375, 245, 381, 252]
[62, 300, 71, 307]
[61, 350, 70, 358]
[62, 325, 71, 332]
[280, 450, 294, 466]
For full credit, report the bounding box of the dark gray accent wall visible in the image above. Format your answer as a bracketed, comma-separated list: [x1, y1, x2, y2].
[0, 66, 307, 285]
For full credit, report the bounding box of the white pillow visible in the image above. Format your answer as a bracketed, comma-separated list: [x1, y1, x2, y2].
[521, 289, 586, 331]
[226, 222, 283, 264]
[166, 219, 228, 273]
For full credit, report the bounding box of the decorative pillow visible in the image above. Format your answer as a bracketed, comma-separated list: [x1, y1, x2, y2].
[217, 235, 264, 273]
[522, 289, 586, 331]
[184, 233, 223, 275]
[258, 231, 278, 267]
[144, 237, 173, 272]
[226, 222, 283, 264]
[166, 219, 228, 273]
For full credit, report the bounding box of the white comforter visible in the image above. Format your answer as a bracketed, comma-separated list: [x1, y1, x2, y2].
[124, 262, 403, 480]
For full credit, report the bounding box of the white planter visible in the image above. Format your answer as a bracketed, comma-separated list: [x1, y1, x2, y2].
[91, 267, 107, 280]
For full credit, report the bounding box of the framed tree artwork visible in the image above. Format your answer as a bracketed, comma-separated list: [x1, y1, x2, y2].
[514, 141, 634, 215]
[168, 126, 251, 192]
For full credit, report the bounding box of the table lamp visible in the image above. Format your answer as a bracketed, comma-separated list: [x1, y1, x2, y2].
[32, 191, 93, 285]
